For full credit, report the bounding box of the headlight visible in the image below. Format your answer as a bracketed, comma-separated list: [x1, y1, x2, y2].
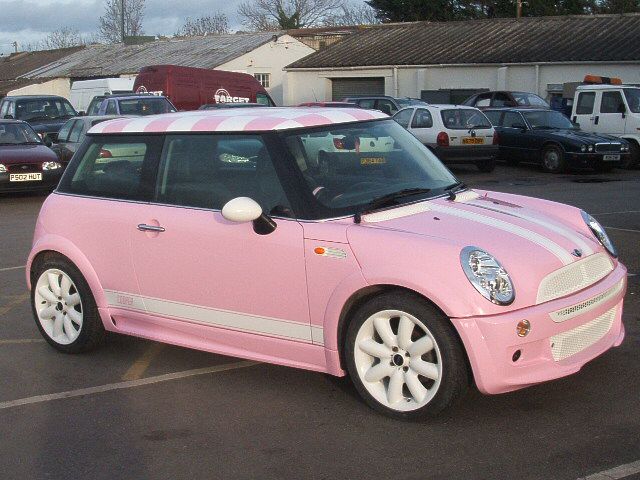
[581, 145, 587, 152]
[0, 164, 6, 173]
[588, 145, 594, 152]
[581, 211, 617, 257]
[42, 162, 62, 171]
[460, 246, 515, 305]
[621, 144, 629, 152]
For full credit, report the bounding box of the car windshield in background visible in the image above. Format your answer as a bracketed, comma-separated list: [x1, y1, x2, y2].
[624, 88, 640, 113]
[118, 98, 175, 116]
[0, 123, 42, 145]
[512, 93, 549, 107]
[523, 110, 574, 129]
[282, 119, 457, 217]
[441, 109, 491, 129]
[15, 99, 76, 121]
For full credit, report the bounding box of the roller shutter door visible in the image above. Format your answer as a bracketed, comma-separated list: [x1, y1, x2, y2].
[331, 77, 385, 100]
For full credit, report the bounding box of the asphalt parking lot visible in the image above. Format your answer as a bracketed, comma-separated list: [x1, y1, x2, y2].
[1, 163, 639, 480]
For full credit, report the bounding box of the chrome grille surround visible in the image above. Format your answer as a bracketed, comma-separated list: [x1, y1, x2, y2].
[550, 279, 624, 322]
[595, 143, 622, 153]
[550, 306, 616, 361]
[536, 252, 614, 304]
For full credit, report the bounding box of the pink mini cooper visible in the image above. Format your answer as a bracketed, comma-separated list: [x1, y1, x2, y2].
[27, 108, 627, 419]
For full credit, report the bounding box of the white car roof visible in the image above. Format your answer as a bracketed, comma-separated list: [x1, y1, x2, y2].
[88, 107, 387, 135]
[576, 84, 635, 90]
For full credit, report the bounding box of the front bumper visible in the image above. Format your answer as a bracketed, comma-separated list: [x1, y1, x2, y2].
[452, 261, 627, 395]
[567, 151, 629, 168]
[434, 145, 498, 163]
[0, 170, 63, 192]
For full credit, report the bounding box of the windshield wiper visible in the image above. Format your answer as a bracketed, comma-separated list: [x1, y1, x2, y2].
[444, 181, 467, 200]
[354, 188, 431, 223]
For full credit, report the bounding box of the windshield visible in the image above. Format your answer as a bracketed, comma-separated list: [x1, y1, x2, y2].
[118, 98, 176, 116]
[624, 88, 640, 113]
[281, 119, 457, 219]
[523, 110, 574, 129]
[512, 92, 549, 107]
[15, 98, 76, 121]
[441, 109, 491, 129]
[0, 123, 42, 145]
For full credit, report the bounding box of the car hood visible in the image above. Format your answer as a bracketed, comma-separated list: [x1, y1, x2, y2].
[345, 190, 612, 315]
[539, 128, 622, 144]
[0, 144, 58, 164]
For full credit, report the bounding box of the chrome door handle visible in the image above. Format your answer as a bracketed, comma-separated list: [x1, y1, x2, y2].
[137, 224, 165, 233]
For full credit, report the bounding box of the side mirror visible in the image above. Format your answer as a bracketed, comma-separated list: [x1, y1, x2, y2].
[572, 121, 580, 129]
[221, 197, 276, 235]
[44, 137, 53, 147]
[4, 114, 13, 119]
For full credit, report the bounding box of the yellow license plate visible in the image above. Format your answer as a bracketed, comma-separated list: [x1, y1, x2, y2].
[462, 137, 484, 145]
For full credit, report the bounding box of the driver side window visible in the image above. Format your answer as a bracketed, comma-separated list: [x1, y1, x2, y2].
[503, 112, 525, 128]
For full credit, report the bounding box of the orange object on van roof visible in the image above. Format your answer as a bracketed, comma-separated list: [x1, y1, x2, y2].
[583, 75, 623, 85]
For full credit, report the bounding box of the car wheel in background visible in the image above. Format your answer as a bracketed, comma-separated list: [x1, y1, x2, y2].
[541, 145, 566, 173]
[477, 158, 496, 173]
[345, 291, 469, 420]
[31, 254, 105, 353]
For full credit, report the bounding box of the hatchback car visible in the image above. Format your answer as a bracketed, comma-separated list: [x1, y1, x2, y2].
[0, 120, 63, 192]
[484, 108, 630, 173]
[394, 105, 499, 172]
[27, 108, 627, 419]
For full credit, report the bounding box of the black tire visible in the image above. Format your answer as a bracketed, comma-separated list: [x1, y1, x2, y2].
[344, 291, 469, 420]
[622, 141, 639, 169]
[477, 158, 496, 173]
[30, 253, 105, 354]
[541, 145, 566, 173]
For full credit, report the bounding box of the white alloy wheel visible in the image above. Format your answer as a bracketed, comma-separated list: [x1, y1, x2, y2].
[353, 309, 443, 412]
[34, 268, 83, 345]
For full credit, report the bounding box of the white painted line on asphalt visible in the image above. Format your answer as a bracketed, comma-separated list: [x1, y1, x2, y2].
[578, 459, 640, 479]
[604, 226, 640, 233]
[0, 360, 259, 411]
[0, 265, 25, 273]
[0, 338, 45, 345]
[595, 210, 640, 216]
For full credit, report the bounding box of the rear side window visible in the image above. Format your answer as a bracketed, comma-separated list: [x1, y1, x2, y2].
[357, 99, 376, 109]
[441, 109, 491, 129]
[411, 108, 433, 128]
[68, 121, 85, 143]
[492, 93, 513, 107]
[58, 135, 163, 201]
[105, 100, 118, 115]
[57, 120, 74, 142]
[576, 92, 595, 114]
[503, 112, 525, 128]
[393, 109, 413, 128]
[600, 91, 625, 113]
[474, 93, 492, 107]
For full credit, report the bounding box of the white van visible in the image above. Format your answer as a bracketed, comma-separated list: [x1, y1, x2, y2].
[69, 78, 135, 114]
[571, 84, 640, 168]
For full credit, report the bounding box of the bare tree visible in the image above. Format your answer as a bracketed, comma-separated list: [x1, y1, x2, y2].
[99, 0, 146, 43]
[325, 2, 379, 25]
[41, 27, 85, 49]
[177, 14, 230, 36]
[238, 0, 345, 30]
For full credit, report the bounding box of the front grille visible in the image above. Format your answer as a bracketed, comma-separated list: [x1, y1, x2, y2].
[550, 306, 616, 361]
[550, 279, 624, 322]
[595, 143, 621, 153]
[7, 163, 41, 173]
[537, 252, 614, 304]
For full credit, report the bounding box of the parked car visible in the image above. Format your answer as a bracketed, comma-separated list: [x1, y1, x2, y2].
[133, 65, 276, 110]
[571, 83, 640, 168]
[26, 107, 627, 419]
[463, 91, 550, 109]
[484, 108, 630, 173]
[298, 101, 359, 108]
[340, 96, 427, 115]
[393, 105, 498, 172]
[199, 103, 267, 110]
[51, 116, 122, 162]
[0, 95, 77, 142]
[95, 95, 176, 116]
[69, 78, 135, 114]
[85, 93, 140, 116]
[0, 120, 64, 192]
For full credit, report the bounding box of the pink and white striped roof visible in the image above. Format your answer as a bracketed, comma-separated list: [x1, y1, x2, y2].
[88, 107, 388, 134]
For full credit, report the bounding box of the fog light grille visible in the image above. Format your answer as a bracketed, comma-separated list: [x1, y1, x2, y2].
[550, 307, 616, 361]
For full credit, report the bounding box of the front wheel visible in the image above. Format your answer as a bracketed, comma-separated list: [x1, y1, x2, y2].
[345, 292, 469, 420]
[541, 145, 566, 173]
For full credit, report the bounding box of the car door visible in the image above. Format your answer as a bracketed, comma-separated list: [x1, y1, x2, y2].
[594, 90, 627, 136]
[61, 120, 85, 162]
[408, 108, 435, 146]
[572, 90, 597, 132]
[130, 133, 312, 344]
[499, 111, 536, 160]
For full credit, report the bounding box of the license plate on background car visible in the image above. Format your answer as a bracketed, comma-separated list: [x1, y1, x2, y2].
[462, 137, 484, 145]
[9, 173, 42, 182]
[603, 154, 620, 161]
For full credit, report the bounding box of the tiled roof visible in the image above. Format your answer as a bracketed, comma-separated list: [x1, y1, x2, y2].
[287, 14, 640, 68]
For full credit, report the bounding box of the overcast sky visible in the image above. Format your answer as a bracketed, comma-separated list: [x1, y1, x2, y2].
[0, 0, 254, 55]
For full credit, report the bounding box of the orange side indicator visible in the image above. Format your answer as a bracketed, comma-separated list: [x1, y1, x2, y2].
[314, 247, 326, 255]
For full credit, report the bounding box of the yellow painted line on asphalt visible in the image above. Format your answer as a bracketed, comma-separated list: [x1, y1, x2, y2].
[0, 292, 29, 316]
[0, 265, 25, 273]
[578, 459, 640, 479]
[0, 338, 45, 345]
[0, 361, 259, 411]
[122, 343, 165, 381]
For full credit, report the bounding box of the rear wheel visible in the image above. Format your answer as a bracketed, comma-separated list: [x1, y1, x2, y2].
[345, 292, 469, 420]
[477, 158, 496, 173]
[541, 145, 566, 173]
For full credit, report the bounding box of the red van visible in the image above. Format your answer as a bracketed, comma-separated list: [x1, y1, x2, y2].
[132, 65, 276, 111]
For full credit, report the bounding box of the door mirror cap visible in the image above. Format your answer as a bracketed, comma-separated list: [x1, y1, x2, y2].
[43, 137, 53, 147]
[222, 197, 262, 223]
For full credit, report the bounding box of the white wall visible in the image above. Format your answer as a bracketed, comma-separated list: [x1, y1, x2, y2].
[8, 78, 72, 98]
[220, 34, 315, 106]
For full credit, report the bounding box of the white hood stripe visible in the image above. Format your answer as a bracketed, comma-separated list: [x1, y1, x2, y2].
[430, 204, 575, 265]
[466, 201, 594, 256]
